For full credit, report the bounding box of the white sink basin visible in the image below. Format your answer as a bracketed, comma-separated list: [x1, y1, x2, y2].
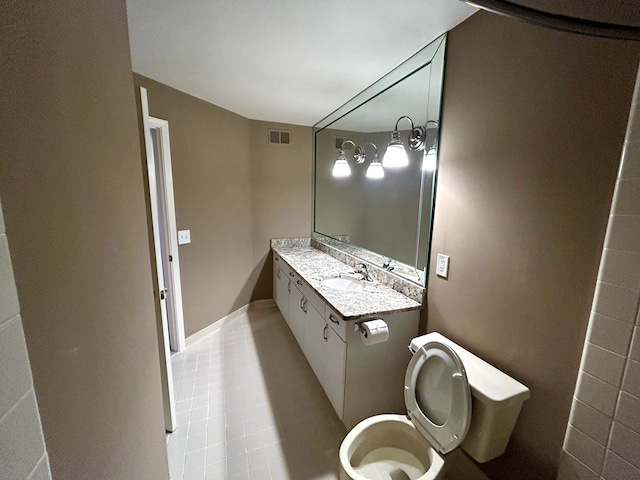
[321, 276, 364, 292]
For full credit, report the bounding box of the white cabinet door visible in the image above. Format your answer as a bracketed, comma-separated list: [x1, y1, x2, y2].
[303, 303, 325, 382]
[324, 325, 347, 419]
[274, 267, 289, 323]
[288, 285, 305, 348]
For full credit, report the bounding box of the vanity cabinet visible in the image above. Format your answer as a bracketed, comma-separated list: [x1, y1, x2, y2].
[272, 251, 419, 429]
[273, 261, 290, 323]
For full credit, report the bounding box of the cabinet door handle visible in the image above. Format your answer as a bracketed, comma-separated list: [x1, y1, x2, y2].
[323, 323, 328, 342]
[300, 297, 304, 310]
[296, 279, 303, 286]
[276, 268, 281, 279]
[289, 271, 295, 277]
[288, 281, 291, 292]
[303, 298, 308, 313]
[275, 257, 280, 262]
[329, 314, 340, 325]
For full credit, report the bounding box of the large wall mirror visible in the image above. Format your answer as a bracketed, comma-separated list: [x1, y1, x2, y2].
[313, 34, 446, 286]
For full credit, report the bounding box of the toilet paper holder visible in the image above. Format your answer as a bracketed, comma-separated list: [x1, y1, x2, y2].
[355, 322, 369, 338]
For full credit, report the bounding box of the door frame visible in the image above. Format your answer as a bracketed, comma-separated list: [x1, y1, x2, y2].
[147, 115, 186, 353]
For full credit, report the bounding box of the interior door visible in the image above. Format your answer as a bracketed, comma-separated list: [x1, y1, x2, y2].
[140, 86, 176, 433]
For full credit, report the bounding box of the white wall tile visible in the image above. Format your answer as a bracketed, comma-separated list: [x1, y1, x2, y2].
[587, 313, 634, 356]
[557, 451, 599, 480]
[27, 455, 52, 480]
[0, 315, 33, 418]
[598, 249, 640, 290]
[620, 141, 640, 180]
[627, 103, 640, 142]
[608, 422, 640, 469]
[581, 343, 626, 387]
[622, 359, 640, 398]
[575, 371, 619, 416]
[592, 282, 640, 324]
[569, 398, 612, 445]
[604, 215, 640, 254]
[615, 391, 640, 434]
[602, 450, 640, 480]
[0, 391, 46, 480]
[612, 179, 640, 216]
[563, 425, 605, 473]
[0, 235, 20, 326]
[629, 327, 640, 361]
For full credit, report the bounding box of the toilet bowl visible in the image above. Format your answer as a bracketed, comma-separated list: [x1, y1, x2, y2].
[339, 414, 445, 480]
[339, 332, 530, 480]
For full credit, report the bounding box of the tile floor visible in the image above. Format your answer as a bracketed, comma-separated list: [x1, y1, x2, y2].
[167, 304, 347, 480]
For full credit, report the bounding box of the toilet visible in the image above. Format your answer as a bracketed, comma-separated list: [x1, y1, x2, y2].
[339, 332, 530, 480]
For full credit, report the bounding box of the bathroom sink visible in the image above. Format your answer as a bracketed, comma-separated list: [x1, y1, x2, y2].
[321, 277, 364, 292]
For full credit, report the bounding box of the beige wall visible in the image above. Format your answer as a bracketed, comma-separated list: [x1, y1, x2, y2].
[249, 121, 313, 301]
[134, 74, 255, 337]
[0, 2, 169, 479]
[427, 11, 640, 480]
[558, 65, 640, 480]
[133, 75, 312, 334]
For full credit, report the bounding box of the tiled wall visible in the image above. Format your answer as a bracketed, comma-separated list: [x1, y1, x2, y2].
[0, 200, 51, 479]
[558, 65, 640, 479]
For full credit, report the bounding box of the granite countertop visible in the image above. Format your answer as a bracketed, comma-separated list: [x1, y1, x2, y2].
[272, 245, 422, 320]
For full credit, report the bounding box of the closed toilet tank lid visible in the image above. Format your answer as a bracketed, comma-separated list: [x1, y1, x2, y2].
[410, 332, 530, 404]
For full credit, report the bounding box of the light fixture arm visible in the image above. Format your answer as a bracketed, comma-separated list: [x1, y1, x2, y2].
[340, 139, 357, 151]
[392, 116, 427, 151]
[354, 142, 378, 164]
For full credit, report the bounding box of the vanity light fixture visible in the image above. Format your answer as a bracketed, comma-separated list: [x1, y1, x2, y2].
[421, 120, 439, 171]
[382, 116, 427, 168]
[332, 139, 356, 177]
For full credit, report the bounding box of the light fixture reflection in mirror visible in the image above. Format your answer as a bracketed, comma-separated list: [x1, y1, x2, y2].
[362, 143, 384, 179]
[421, 120, 439, 171]
[422, 147, 437, 171]
[332, 139, 356, 178]
[333, 140, 385, 179]
[382, 115, 426, 168]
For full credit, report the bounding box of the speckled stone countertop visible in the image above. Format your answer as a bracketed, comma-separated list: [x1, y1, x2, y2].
[272, 245, 422, 320]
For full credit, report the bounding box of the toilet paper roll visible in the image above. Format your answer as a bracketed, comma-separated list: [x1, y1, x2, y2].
[359, 319, 389, 346]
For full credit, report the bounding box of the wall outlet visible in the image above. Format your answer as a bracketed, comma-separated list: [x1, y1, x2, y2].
[436, 254, 449, 278]
[177, 230, 191, 245]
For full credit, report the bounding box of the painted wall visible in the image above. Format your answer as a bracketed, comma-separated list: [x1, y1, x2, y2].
[0, 2, 169, 479]
[0, 197, 52, 480]
[249, 120, 313, 301]
[558, 65, 640, 480]
[133, 75, 312, 335]
[427, 11, 640, 480]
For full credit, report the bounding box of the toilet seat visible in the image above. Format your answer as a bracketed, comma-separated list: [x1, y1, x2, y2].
[404, 341, 472, 455]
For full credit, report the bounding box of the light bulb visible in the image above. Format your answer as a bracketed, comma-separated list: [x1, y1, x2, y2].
[422, 147, 437, 171]
[366, 157, 384, 179]
[382, 131, 409, 168]
[332, 151, 351, 177]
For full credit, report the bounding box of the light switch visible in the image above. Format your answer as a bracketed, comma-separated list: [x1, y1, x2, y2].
[436, 254, 449, 278]
[178, 230, 191, 245]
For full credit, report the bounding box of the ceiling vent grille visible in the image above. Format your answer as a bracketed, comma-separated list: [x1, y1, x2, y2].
[269, 130, 290, 144]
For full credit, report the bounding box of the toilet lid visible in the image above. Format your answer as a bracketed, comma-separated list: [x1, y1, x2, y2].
[404, 341, 472, 455]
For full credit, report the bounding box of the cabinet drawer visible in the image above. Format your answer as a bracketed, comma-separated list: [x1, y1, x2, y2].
[325, 305, 348, 342]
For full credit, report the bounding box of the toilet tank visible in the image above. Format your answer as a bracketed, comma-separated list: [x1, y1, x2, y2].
[410, 332, 530, 463]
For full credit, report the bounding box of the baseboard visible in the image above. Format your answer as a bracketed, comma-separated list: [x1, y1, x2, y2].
[185, 299, 276, 347]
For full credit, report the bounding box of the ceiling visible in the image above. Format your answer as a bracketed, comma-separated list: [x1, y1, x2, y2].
[126, 0, 477, 126]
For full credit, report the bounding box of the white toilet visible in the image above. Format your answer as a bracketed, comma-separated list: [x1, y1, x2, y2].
[339, 332, 530, 480]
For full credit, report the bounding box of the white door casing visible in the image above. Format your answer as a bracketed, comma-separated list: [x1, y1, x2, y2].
[140, 86, 178, 433]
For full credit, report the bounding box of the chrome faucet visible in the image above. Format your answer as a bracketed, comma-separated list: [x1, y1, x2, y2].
[354, 263, 372, 282]
[382, 258, 395, 271]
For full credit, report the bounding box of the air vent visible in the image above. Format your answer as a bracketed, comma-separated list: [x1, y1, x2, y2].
[269, 130, 290, 144]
